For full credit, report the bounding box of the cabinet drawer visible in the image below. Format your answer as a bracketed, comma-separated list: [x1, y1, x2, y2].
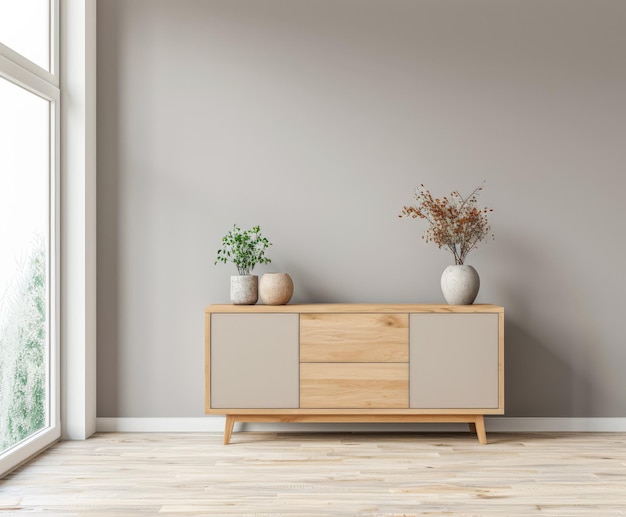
[300, 363, 409, 408]
[300, 313, 408, 362]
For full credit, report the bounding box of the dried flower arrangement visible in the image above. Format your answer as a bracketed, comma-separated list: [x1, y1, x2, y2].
[399, 183, 494, 265]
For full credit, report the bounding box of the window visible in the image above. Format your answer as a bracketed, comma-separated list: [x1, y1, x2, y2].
[0, 0, 60, 476]
[0, 1, 51, 72]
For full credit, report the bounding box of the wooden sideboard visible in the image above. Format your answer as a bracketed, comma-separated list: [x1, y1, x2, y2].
[205, 304, 504, 444]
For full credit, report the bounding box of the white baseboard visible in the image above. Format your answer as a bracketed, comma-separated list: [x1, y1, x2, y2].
[96, 417, 626, 434]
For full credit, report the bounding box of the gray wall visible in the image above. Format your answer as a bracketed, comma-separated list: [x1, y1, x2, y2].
[97, 0, 626, 418]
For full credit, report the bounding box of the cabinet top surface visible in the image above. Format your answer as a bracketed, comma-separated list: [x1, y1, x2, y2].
[205, 303, 503, 314]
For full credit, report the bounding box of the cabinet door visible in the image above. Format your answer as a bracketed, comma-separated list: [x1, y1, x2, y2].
[410, 313, 500, 409]
[210, 314, 299, 409]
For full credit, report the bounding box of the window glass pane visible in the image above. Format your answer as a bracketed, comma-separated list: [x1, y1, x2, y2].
[0, 0, 50, 71]
[0, 76, 50, 453]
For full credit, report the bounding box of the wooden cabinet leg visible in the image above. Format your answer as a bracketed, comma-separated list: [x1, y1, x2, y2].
[224, 415, 235, 445]
[474, 415, 487, 445]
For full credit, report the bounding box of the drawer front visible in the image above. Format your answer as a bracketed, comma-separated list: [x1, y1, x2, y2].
[300, 313, 409, 362]
[300, 363, 409, 408]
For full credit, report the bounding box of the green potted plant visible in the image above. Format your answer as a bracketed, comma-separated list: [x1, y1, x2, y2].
[399, 183, 494, 304]
[215, 225, 272, 304]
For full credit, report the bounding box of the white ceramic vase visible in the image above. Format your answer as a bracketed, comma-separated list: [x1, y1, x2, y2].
[230, 275, 258, 305]
[259, 273, 294, 305]
[440, 265, 480, 305]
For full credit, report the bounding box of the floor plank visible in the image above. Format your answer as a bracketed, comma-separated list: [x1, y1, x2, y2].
[1, 432, 626, 515]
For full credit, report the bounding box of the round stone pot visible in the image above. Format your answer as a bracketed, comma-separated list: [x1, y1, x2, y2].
[259, 273, 294, 305]
[440, 265, 480, 305]
[230, 275, 258, 305]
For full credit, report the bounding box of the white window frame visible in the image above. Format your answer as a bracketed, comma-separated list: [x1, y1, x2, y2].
[0, 0, 61, 476]
[59, 0, 97, 443]
[0, 0, 98, 476]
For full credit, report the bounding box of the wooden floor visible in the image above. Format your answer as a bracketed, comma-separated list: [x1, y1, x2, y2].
[1, 432, 626, 516]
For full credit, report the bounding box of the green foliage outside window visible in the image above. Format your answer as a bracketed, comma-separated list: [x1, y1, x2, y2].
[0, 236, 46, 452]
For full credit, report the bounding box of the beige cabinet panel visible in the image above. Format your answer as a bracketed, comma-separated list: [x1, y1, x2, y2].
[300, 363, 409, 409]
[300, 313, 408, 362]
[210, 313, 299, 408]
[410, 313, 500, 409]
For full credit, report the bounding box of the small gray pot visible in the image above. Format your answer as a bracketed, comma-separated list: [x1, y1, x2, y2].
[230, 275, 258, 305]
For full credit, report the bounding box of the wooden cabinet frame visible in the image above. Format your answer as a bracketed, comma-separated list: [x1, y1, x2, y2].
[205, 304, 504, 445]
